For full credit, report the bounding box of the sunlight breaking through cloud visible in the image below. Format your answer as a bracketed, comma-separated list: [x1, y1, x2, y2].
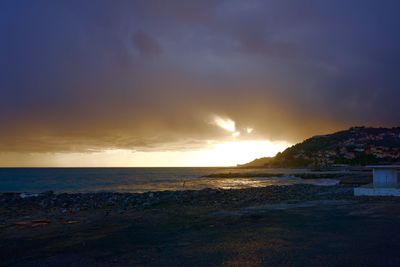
[232, 131, 241, 137]
[212, 115, 236, 132]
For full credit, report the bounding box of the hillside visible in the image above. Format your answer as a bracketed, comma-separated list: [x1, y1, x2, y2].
[239, 127, 400, 168]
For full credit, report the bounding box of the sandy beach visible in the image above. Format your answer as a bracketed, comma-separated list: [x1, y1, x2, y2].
[2, 183, 400, 266]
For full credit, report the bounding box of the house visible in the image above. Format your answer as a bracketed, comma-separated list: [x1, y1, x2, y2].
[354, 165, 400, 196]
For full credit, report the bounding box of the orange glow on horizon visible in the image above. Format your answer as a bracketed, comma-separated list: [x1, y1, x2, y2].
[0, 139, 291, 167]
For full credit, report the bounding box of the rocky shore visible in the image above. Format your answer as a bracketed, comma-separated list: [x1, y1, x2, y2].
[0, 183, 381, 227]
[2, 184, 400, 266]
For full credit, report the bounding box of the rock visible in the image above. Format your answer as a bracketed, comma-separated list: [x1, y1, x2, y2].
[20, 192, 38, 199]
[38, 200, 46, 207]
[41, 191, 54, 197]
[62, 220, 80, 225]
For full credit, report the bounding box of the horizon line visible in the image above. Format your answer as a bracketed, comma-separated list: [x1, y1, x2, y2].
[0, 166, 237, 169]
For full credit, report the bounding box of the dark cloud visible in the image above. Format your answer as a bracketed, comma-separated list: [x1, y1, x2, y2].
[133, 30, 162, 57]
[1, 0, 400, 153]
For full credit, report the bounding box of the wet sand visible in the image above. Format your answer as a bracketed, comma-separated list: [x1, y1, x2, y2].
[1, 184, 400, 266]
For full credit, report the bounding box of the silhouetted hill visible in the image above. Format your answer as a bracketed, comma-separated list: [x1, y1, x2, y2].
[239, 127, 400, 168]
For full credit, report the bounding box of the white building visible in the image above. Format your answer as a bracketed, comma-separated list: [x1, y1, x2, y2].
[354, 165, 400, 196]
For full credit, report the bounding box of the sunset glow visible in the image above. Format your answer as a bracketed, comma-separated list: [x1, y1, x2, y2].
[191, 140, 291, 166]
[1, 0, 398, 168]
[0, 139, 291, 167]
[212, 115, 236, 132]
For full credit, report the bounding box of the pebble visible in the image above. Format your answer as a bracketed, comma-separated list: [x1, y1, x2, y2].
[20, 192, 39, 199]
[0, 184, 363, 224]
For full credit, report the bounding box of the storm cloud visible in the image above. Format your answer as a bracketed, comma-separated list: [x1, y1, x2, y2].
[1, 0, 400, 153]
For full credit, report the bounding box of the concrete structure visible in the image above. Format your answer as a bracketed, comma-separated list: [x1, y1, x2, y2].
[354, 165, 400, 196]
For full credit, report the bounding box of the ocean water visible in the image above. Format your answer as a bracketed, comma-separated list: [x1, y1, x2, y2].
[0, 168, 339, 193]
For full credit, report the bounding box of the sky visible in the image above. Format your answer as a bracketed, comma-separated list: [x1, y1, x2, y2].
[1, 0, 400, 167]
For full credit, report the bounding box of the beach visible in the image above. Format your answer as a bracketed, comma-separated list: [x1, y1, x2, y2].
[2, 181, 400, 266]
[2, 1, 399, 265]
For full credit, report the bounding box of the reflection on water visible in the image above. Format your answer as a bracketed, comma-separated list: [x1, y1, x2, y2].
[94, 176, 340, 193]
[203, 177, 339, 189]
[0, 168, 340, 193]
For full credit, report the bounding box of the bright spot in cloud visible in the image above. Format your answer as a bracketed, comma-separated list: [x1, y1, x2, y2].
[212, 115, 236, 132]
[232, 131, 241, 137]
[246, 128, 253, 134]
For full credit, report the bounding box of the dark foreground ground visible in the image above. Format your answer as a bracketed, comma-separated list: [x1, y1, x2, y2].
[1, 184, 400, 267]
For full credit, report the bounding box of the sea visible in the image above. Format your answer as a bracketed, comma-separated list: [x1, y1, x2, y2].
[0, 167, 340, 193]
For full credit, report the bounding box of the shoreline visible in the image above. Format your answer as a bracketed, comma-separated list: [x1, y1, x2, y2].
[0, 182, 387, 226]
[2, 183, 400, 266]
[0, 168, 372, 194]
[0, 184, 350, 221]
